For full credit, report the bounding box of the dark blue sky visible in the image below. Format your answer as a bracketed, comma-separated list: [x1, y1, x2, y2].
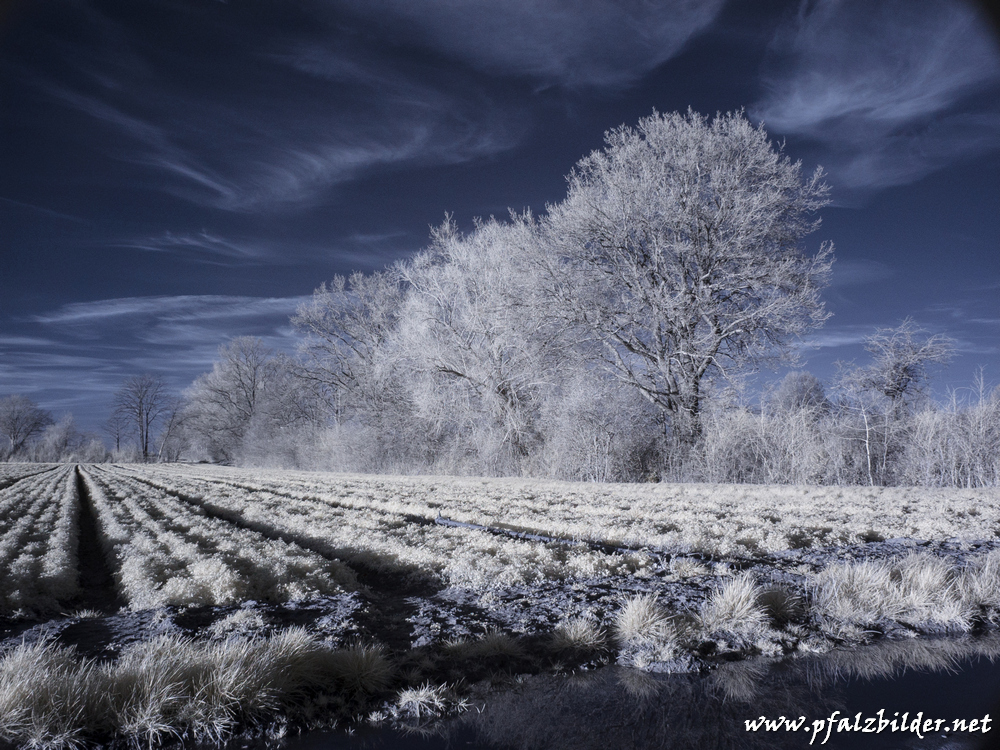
[2, 0, 999, 432]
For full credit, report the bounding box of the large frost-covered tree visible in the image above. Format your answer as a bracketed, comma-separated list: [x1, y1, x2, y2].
[546, 109, 834, 445]
[292, 269, 408, 423]
[399, 213, 571, 472]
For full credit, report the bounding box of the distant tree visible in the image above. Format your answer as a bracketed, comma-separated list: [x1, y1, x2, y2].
[545, 109, 834, 447]
[770, 371, 829, 415]
[183, 337, 319, 464]
[0, 395, 53, 459]
[851, 318, 955, 413]
[836, 320, 955, 485]
[111, 374, 169, 461]
[155, 397, 186, 462]
[30, 414, 83, 462]
[103, 410, 130, 452]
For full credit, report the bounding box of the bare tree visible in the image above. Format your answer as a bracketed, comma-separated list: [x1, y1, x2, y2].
[852, 318, 955, 412]
[545, 109, 834, 446]
[0, 395, 53, 459]
[835, 319, 955, 486]
[183, 337, 321, 464]
[155, 397, 186, 462]
[111, 374, 169, 461]
[292, 269, 407, 422]
[103, 410, 129, 452]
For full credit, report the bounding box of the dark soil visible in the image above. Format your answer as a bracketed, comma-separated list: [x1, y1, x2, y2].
[72, 466, 126, 614]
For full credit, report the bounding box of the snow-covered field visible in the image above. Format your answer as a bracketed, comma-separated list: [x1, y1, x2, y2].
[0, 465, 79, 616]
[1, 463, 999, 748]
[121, 463, 1000, 559]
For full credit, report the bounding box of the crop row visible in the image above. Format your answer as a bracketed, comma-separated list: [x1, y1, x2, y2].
[82, 466, 356, 609]
[0, 466, 79, 616]
[0, 463, 59, 492]
[103, 464, 652, 588]
[131, 464, 1000, 556]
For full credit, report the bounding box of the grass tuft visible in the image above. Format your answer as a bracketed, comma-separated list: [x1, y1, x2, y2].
[812, 553, 978, 630]
[551, 617, 607, 652]
[0, 629, 394, 749]
[757, 586, 803, 624]
[395, 683, 449, 720]
[699, 573, 768, 636]
[615, 594, 677, 647]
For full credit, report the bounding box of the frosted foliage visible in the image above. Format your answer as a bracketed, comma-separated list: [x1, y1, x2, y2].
[163, 109, 998, 487]
[183, 337, 323, 466]
[0, 395, 53, 459]
[398, 213, 569, 475]
[546, 109, 833, 444]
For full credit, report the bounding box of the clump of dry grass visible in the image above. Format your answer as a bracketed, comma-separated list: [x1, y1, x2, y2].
[323, 643, 394, 696]
[0, 630, 394, 749]
[615, 594, 675, 646]
[0, 639, 105, 749]
[395, 683, 449, 720]
[957, 550, 1000, 611]
[551, 617, 607, 652]
[811, 553, 975, 630]
[444, 629, 523, 661]
[669, 557, 710, 578]
[758, 586, 803, 624]
[698, 573, 768, 636]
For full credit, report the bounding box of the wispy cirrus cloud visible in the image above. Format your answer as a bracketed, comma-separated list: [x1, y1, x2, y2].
[828, 259, 895, 288]
[33, 295, 305, 329]
[325, 0, 726, 89]
[117, 231, 291, 264]
[15, 0, 727, 217]
[23, 2, 525, 214]
[753, 0, 1000, 191]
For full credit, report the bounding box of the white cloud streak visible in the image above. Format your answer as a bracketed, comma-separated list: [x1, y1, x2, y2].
[325, 0, 725, 88]
[828, 259, 894, 288]
[33, 295, 306, 326]
[753, 0, 1000, 190]
[119, 231, 286, 263]
[29, 4, 525, 214]
[27, 1, 726, 214]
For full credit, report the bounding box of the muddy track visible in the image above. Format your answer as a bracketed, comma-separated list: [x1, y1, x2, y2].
[72, 467, 125, 613]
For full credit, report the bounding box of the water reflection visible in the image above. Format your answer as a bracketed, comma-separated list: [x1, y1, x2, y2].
[277, 636, 1000, 750]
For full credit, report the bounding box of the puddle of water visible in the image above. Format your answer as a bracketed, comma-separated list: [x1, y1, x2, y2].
[246, 636, 1000, 750]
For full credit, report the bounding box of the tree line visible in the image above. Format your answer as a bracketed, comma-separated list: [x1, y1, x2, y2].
[4, 110, 997, 486]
